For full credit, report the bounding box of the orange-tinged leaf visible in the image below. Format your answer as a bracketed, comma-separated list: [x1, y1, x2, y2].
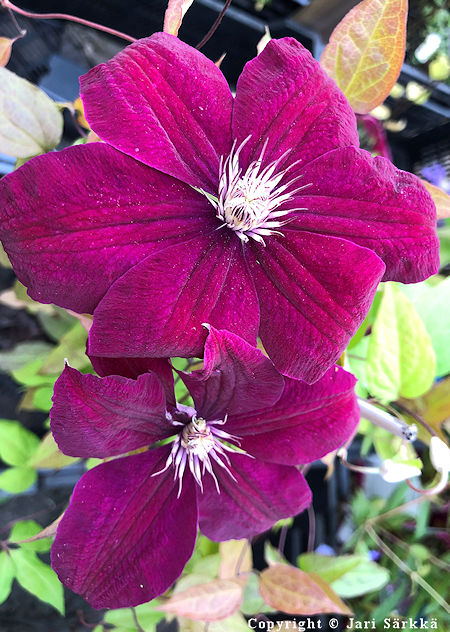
[320, 0, 408, 114]
[219, 540, 252, 580]
[0, 37, 13, 67]
[421, 180, 450, 220]
[163, 0, 195, 36]
[73, 96, 90, 130]
[156, 579, 243, 621]
[259, 564, 351, 615]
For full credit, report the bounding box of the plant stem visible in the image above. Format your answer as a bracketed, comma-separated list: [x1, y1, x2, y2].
[196, 0, 232, 49]
[1, 0, 137, 42]
[366, 523, 450, 613]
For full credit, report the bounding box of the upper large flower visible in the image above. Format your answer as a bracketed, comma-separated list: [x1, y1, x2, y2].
[50, 326, 359, 608]
[0, 34, 438, 382]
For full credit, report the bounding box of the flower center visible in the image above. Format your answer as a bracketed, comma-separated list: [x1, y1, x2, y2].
[198, 137, 310, 245]
[154, 412, 245, 496]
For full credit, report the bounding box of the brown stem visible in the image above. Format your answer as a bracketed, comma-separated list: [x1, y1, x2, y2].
[196, 0, 232, 49]
[307, 504, 316, 553]
[1, 0, 137, 43]
[131, 608, 145, 632]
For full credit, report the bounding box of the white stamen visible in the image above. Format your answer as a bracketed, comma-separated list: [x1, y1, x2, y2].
[153, 414, 246, 497]
[198, 137, 310, 245]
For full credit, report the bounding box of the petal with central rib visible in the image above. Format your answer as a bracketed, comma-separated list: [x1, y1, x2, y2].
[80, 32, 232, 190]
[51, 449, 198, 609]
[248, 231, 385, 383]
[198, 453, 311, 540]
[50, 365, 171, 458]
[226, 366, 359, 465]
[89, 235, 260, 360]
[181, 326, 284, 420]
[289, 147, 439, 283]
[232, 37, 358, 172]
[0, 142, 213, 314]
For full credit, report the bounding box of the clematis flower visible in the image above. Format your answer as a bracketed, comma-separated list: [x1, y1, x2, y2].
[50, 326, 359, 608]
[0, 34, 439, 382]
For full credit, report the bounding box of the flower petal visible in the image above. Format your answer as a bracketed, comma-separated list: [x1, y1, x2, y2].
[89, 235, 259, 360]
[89, 355, 176, 408]
[181, 326, 284, 420]
[232, 37, 358, 171]
[80, 32, 232, 190]
[0, 142, 212, 313]
[50, 365, 170, 458]
[248, 232, 385, 382]
[226, 366, 359, 465]
[51, 449, 198, 609]
[290, 147, 439, 283]
[198, 453, 311, 540]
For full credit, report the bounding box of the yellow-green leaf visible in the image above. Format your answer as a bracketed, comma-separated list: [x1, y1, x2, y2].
[0, 66, 63, 158]
[10, 549, 65, 614]
[219, 540, 252, 580]
[0, 552, 15, 604]
[0, 419, 39, 466]
[259, 564, 351, 615]
[0, 466, 36, 493]
[28, 431, 78, 469]
[320, 0, 408, 114]
[366, 284, 436, 402]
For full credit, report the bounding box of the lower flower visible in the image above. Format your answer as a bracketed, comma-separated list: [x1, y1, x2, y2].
[50, 326, 359, 609]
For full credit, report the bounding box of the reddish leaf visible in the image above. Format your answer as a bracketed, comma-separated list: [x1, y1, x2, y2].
[421, 180, 450, 220]
[259, 564, 351, 615]
[156, 579, 243, 621]
[320, 0, 408, 114]
[163, 0, 195, 36]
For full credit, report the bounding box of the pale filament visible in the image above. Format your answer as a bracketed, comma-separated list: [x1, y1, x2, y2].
[153, 415, 247, 497]
[199, 136, 311, 245]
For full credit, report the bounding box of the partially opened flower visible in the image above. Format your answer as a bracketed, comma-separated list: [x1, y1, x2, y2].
[0, 34, 438, 382]
[50, 327, 359, 608]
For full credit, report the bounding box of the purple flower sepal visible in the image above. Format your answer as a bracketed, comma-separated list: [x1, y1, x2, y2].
[49, 327, 359, 609]
[0, 34, 439, 383]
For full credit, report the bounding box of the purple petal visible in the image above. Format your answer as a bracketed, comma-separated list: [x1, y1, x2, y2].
[290, 147, 439, 283]
[232, 37, 358, 172]
[50, 365, 171, 458]
[198, 453, 311, 540]
[89, 235, 259, 360]
[181, 326, 284, 420]
[51, 449, 198, 609]
[89, 355, 176, 408]
[80, 33, 232, 190]
[248, 232, 385, 382]
[0, 143, 212, 313]
[226, 366, 359, 465]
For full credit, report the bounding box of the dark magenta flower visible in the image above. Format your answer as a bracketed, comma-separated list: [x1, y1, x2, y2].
[50, 327, 359, 608]
[0, 34, 439, 382]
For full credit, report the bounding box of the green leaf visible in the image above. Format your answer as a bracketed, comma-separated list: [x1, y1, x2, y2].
[0, 551, 15, 604]
[9, 520, 52, 552]
[0, 466, 37, 493]
[12, 358, 55, 388]
[104, 601, 164, 630]
[366, 283, 436, 402]
[10, 549, 65, 615]
[241, 573, 274, 615]
[264, 541, 288, 567]
[298, 553, 362, 583]
[0, 341, 53, 372]
[372, 580, 408, 623]
[38, 321, 89, 375]
[0, 419, 40, 466]
[331, 559, 389, 598]
[400, 278, 450, 377]
[32, 385, 55, 412]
